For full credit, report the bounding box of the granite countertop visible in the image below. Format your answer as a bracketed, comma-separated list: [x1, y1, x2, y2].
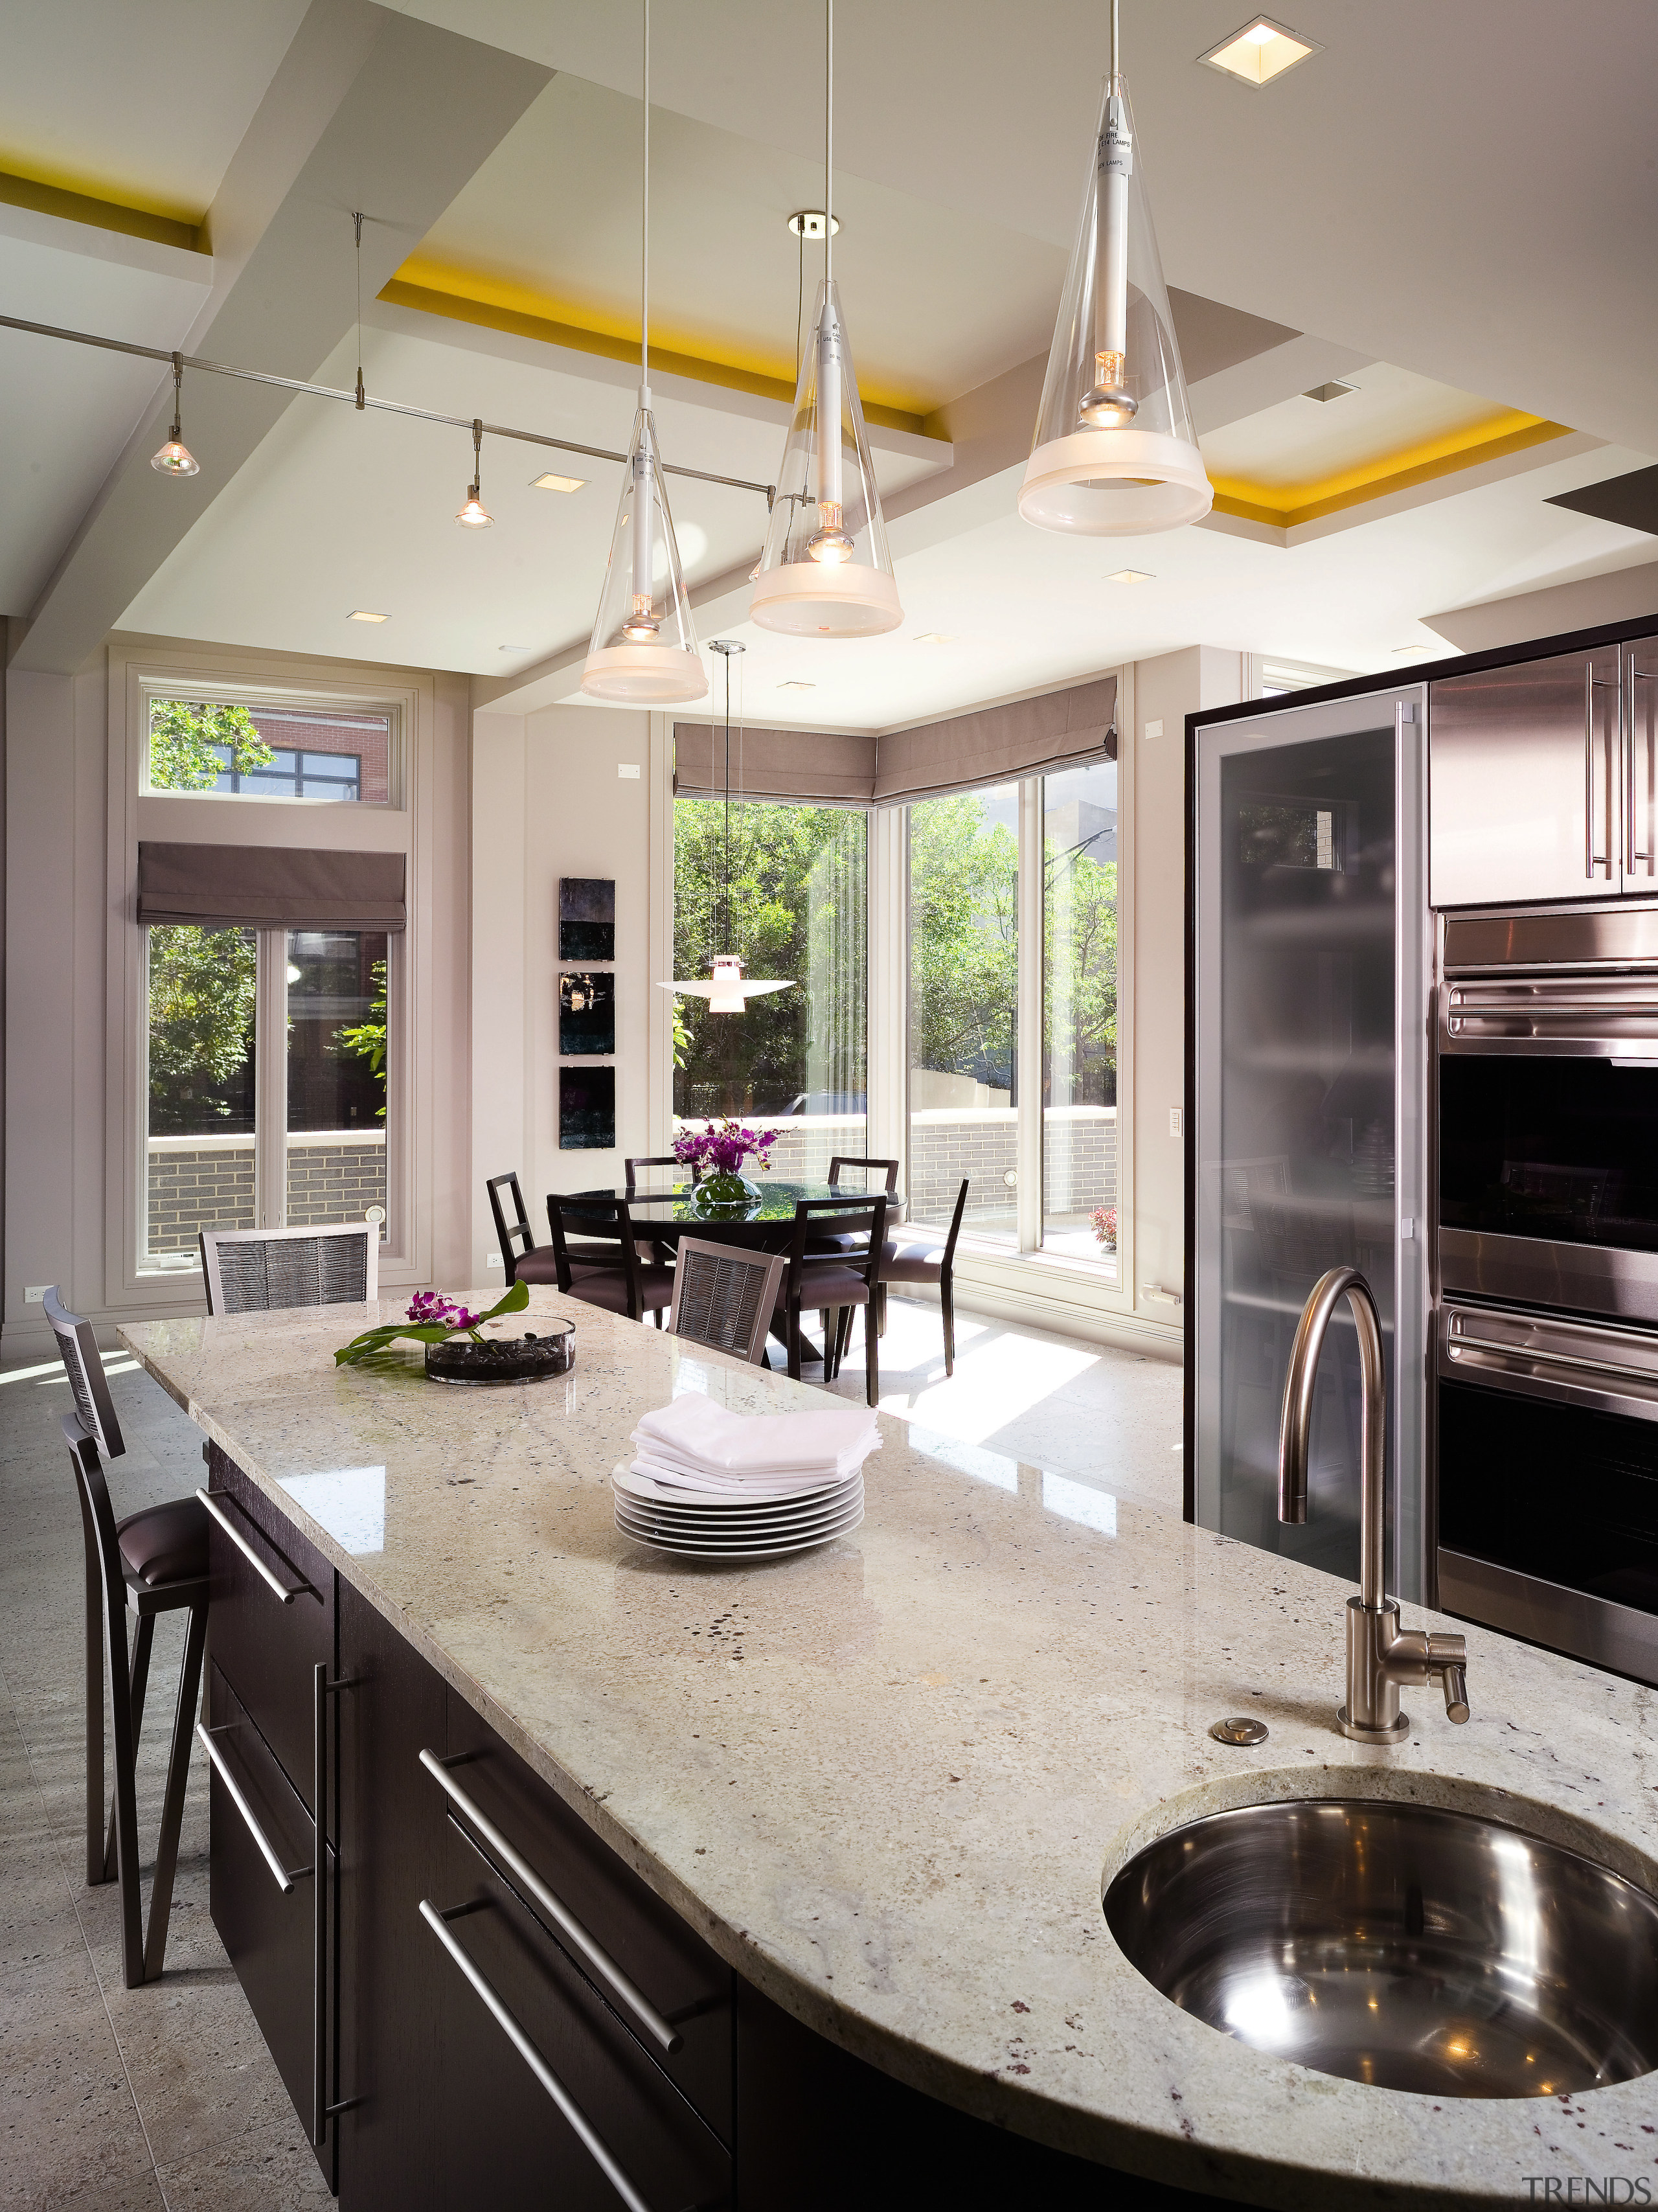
[121, 1295, 1658, 2210]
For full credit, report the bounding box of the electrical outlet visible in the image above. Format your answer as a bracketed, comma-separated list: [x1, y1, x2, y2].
[24, 1285, 51, 1304]
[484, 1251, 503, 1267]
[1143, 718, 1164, 740]
[1168, 1108, 1183, 1137]
[617, 762, 641, 780]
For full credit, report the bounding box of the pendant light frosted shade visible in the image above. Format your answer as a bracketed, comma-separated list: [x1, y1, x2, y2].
[1019, 77, 1211, 536]
[751, 278, 901, 637]
[582, 404, 707, 703]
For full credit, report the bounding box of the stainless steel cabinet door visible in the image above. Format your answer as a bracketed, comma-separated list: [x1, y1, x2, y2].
[1429, 648, 1621, 907]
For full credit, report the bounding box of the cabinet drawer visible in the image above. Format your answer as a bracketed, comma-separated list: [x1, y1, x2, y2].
[205, 1662, 330, 2188]
[204, 1444, 334, 1819]
[428, 1812, 730, 2211]
[438, 1698, 732, 2145]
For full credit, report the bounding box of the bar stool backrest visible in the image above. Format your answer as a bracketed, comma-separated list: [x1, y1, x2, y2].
[43, 1286, 126, 1461]
[199, 1222, 378, 1316]
[486, 1170, 539, 1282]
[668, 1241, 785, 1365]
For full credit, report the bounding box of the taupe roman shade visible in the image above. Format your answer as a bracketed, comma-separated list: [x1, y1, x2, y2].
[136, 843, 406, 931]
[672, 723, 876, 803]
[673, 674, 1115, 808]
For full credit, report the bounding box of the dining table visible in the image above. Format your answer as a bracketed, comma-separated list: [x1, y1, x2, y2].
[560, 1178, 907, 1367]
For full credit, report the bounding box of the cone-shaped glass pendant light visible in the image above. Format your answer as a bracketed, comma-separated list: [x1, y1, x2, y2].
[582, 0, 707, 705]
[751, 0, 901, 637]
[1019, 2, 1211, 536]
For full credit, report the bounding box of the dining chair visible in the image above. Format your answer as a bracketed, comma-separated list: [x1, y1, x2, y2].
[668, 1240, 786, 1366]
[199, 1222, 378, 1315]
[880, 1178, 970, 1375]
[822, 1156, 903, 1305]
[776, 1196, 889, 1407]
[624, 1154, 698, 1191]
[486, 1170, 564, 1286]
[45, 1290, 209, 1989]
[547, 1194, 676, 1325]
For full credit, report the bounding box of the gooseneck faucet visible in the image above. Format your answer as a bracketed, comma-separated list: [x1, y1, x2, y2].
[1279, 1266, 1470, 1742]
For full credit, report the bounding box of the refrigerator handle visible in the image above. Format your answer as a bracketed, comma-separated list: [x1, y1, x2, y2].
[1587, 661, 1617, 880]
[1630, 667, 1655, 877]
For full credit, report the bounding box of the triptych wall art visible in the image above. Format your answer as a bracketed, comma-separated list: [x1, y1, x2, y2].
[558, 878, 616, 1148]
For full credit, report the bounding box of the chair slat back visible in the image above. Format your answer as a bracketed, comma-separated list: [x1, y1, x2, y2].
[624, 1154, 693, 1193]
[548, 1194, 647, 1308]
[43, 1288, 125, 1461]
[669, 1242, 784, 1365]
[200, 1224, 377, 1316]
[486, 1171, 538, 1281]
[786, 1196, 888, 1290]
[827, 1155, 900, 1196]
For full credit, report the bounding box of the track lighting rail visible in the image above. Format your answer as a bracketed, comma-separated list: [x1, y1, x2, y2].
[0, 309, 776, 503]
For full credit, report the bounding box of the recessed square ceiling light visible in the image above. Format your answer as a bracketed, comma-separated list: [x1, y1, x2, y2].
[1105, 568, 1155, 584]
[913, 632, 956, 644]
[530, 471, 585, 494]
[777, 679, 816, 690]
[1302, 381, 1357, 402]
[1199, 16, 1320, 85]
[347, 609, 389, 622]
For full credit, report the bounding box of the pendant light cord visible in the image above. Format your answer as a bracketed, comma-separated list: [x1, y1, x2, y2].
[824, 0, 834, 288]
[641, 0, 650, 399]
[1110, 0, 1119, 78]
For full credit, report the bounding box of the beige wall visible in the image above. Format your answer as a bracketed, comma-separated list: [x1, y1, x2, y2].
[469, 701, 670, 1286]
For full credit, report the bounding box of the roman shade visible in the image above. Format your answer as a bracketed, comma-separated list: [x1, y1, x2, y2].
[136, 843, 406, 931]
[673, 673, 1115, 808]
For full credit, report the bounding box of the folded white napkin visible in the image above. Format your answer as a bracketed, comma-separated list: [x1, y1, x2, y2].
[629, 1394, 881, 1492]
[628, 1454, 857, 1498]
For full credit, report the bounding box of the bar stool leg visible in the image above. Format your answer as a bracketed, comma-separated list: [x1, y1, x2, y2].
[80, 1492, 106, 1888]
[106, 1613, 153, 1880]
[142, 1601, 207, 1983]
[941, 1273, 957, 1377]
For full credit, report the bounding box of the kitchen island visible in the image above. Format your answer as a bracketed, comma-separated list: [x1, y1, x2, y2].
[122, 1294, 1658, 2210]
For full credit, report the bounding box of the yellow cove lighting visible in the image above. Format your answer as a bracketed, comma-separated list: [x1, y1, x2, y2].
[530, 471, 585, 493]
[1201, 17, 1320, 86]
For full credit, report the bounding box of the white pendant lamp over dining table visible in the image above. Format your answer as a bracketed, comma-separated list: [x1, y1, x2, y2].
[749, 0, 903, 637]
[582, 0, 708, 704]
[1019, 0, 1212, 536]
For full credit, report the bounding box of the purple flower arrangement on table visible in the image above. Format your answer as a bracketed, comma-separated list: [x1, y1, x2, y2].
[334, 1279, 529, 1366]
[673, 1117, 782, 1209]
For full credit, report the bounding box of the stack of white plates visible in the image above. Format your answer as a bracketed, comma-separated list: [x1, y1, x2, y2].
[611, 1464, 863, 1560]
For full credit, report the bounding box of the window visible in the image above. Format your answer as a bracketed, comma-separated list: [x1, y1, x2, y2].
[141, 925, 391, 1270]
[672, 799, 867, 1174]
[146, 698, 392, 803]
[1042, 758, 1118, 1271]
[907, 783, 1019, 1242]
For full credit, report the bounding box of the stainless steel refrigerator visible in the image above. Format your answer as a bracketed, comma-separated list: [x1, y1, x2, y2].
[1188, 683, 1431, 1601]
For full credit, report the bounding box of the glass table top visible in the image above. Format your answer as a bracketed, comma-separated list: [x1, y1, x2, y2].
[565, 1180, 903, 1226]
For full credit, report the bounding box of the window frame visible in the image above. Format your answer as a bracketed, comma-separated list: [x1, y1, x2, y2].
[137, 674, 405, 808]
[109, 648, 425, 1312]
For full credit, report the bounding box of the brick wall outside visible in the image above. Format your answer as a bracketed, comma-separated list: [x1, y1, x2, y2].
[677, 1111, 1117, 1236]
[145, 1142, 256, 1253]
[145, 1132, 386, 1252]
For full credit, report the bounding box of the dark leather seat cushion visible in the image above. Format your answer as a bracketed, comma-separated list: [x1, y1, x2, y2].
[117, 1497, 209, 1588]
[511, 1247, 563, 1284]
[563, 1266, 675, 1316]
[780, 1262, 869, 1306]
[881, 1237, 945, 1285]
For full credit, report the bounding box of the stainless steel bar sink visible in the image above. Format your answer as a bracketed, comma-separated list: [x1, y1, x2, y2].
[1104, 1797, 1658, 2097]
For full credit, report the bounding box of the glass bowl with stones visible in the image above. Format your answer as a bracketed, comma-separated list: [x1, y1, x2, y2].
[424, 1321, 575, 1385]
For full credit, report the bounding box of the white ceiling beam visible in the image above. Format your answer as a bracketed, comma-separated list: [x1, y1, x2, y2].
[11, 0, 550, 674]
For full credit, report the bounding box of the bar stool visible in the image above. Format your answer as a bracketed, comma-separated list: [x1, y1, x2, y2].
[45, 1290, 209, 1988]
[668, 1240, 785, 1366]
[199, 1221, 378, 1314]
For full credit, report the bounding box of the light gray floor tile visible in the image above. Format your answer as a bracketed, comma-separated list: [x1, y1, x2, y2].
[154, 2117, 334, 2212]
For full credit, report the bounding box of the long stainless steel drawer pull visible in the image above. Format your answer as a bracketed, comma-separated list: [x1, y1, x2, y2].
[1446, 1331, 1658, 1387]
[196, 1488, 311, 1604]
[196, 1722, 313, 1893]
[419, 1898, 652, 2212]
[418, 1749, 681, 2055]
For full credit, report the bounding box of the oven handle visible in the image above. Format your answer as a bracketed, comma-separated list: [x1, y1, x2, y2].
[1445, 1328, 1658, 1387]
[1632, 666, 1657, 878]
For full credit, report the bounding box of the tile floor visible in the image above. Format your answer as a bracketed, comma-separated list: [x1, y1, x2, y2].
[0, 1300, 1180, 2206]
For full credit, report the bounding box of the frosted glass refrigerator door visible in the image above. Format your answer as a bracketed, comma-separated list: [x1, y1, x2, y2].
[1192, 694, 1427, 1597]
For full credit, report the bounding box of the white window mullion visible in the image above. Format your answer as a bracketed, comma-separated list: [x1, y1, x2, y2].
[866, 804, 908, 1184]
[254, 927, 289, 1228]
[1016, 777, 1044, 1251]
